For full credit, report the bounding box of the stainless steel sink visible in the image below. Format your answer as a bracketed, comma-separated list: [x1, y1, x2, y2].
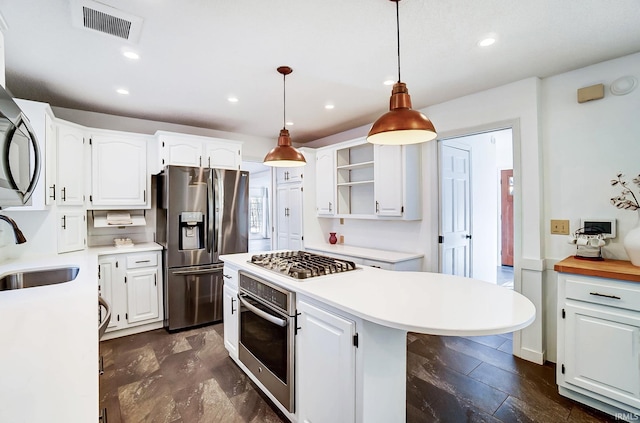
[0, 266, 80, 291]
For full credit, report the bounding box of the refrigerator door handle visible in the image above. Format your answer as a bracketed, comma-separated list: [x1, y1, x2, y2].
[171, 267, 223, 276]
[215, 170, 223, 254]
[207, 172, 214, 254]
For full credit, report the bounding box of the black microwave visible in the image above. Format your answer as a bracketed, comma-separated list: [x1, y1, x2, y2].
[0, 85, 40, 208]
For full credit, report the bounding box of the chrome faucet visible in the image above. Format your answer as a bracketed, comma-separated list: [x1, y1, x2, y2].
[0, 215, 27, 244]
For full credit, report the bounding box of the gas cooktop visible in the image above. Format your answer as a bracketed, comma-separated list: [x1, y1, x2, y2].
[249, 251, 358, 279]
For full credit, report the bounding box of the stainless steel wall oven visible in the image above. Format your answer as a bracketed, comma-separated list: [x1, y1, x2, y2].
[238, 271, 296, 412]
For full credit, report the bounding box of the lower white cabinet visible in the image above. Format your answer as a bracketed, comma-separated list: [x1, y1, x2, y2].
[98, 250, 163, 338]
[296, 298, 356, 423]
[557, 270, 640, 417]
[222, 264, 239, 359]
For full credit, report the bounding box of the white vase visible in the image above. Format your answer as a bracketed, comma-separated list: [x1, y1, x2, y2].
[623, 211, 640, 266]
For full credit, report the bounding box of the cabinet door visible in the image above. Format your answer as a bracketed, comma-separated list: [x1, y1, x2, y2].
[223, 284, 239, 359]
[204, 141, 241, 170]
[297, 299, 356, 423]
[276, 167, 303, 184]
[316, 149, 335, 215]
[91, 135, 147, 207]
[276, 184, 303, 250]
[374, 144, 403, 216]
[44, 113, 57, 206]
[163, 138, 202, 167]
[98, 256, 123, 331]
[563, 303, 640, 408]
[57, 210, 86, 253]
[126, 268, 160, 324]
[56, 122, 85, 205]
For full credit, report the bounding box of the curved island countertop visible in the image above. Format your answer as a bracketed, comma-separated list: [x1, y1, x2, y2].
[220, 252, 536, 336]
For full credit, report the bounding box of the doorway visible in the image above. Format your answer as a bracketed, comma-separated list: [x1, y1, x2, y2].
[438, 128, 513, 285]
[241, 161, 272, 252]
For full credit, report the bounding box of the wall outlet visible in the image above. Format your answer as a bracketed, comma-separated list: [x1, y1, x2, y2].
[550, 219, 570, 235]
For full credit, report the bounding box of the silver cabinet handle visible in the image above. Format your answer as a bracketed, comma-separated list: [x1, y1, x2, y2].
[61, 186, 66, 202]
[238, 294, 287, 327]
[61, 215, 66, 229]
[375, 201, 379, 213]
[231, 297, 236, 314]
[135, 260, 151, 264]
[223, 274, 232, 279]
[49, 184, 56, 200]
[328, 202, 332, 212]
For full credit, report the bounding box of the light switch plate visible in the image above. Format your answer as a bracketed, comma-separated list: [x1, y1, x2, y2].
[551, 219, 570, 235]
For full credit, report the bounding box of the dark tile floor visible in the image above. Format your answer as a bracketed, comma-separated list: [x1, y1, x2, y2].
[100, 324, 618, 422]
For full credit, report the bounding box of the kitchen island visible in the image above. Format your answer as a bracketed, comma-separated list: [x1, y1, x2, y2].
[221, 251, 536, 423]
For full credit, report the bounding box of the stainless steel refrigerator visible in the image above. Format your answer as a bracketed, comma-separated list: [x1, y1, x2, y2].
[156, 165, 248, 331]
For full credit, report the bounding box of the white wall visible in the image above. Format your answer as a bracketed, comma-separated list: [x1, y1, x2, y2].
[541, 52, 640, 362]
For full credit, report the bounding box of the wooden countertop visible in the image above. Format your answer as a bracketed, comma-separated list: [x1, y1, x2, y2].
[554, 256, 640, 283]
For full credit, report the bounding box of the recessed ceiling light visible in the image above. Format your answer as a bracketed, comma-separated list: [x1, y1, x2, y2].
[228, 97, 239, 103]
[116, 88, 129, 95]
[123, 51, 139, 60]
[383, 79, 395, 86]
[325, 104, 335, 110]
[478, 37, 496, 47]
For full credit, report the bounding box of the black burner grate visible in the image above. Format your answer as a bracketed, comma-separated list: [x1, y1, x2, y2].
[250, 251, 357, 279]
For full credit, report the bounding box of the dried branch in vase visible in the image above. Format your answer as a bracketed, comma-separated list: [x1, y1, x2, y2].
[610, 173, 640, 210]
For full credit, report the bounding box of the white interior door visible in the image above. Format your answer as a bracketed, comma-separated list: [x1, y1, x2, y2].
[439, 143, 472, 276]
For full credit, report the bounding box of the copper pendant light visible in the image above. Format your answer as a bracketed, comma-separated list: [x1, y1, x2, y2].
[367, 0, 437, 145]
[263, 66, 307, 167]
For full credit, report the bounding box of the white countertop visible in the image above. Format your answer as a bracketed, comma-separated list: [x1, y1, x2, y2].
[0, 252, 98, 422]
[221, 252, 535, 336]
[88, 241, 163, 256]
[304, 243, 423, 263]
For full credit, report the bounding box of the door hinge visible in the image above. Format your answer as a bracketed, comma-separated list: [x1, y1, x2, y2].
[561, 364, 565, 374]
[301, 186, 304, 192]
[124, 276, 127, 283]
[562, 309, 565, 319]
[154, 274, 157, 286]
[117, 314, 120, 322]
[353, 333, 359, 348]
[90, 195, 93, 202]
[126, 313, 128, 320]
[98, 265, 101, 279]
[438, 235, 444, 244]
[116, 261, 119, 268]
[162, 141, 165, 147]
[302, 236, 304, 241]
[89, 138, 92, 145]
[401, 206, 404, 213]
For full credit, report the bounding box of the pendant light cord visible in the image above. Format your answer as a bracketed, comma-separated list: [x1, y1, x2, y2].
[283, 72, 287, 129]
[396, 0, 401, 83]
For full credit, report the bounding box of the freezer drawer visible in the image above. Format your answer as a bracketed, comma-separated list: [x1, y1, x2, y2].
[166, 264, 224, 331]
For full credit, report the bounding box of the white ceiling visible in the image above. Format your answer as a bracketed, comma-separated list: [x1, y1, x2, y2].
[1, 0, 639, 143]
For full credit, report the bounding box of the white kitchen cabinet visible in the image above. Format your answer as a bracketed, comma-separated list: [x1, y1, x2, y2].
[57, 210, 86, 253]
[56, 120, 86, 206]
[374, 144, 403, 217]
[315, 148, 335, 216]
[276, 183, 303, 250]
[222, 264, 239, 359]
[158, 132, 242, 170]
[556, 258, 640, 418]
[90, 132, 149, 209]
[99, 250, 163, 339]
[296, 298, 356, 423]
[316, 138, 420, 220]
[204, 140, 242, 170]
[276, 167, 303, 184]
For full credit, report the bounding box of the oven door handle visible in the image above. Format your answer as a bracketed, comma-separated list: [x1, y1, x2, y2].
[238, 295, 287, 327]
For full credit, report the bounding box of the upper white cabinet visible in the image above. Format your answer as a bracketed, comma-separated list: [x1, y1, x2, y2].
[55, 120, 86, 206]
[276, 167, 303, 184]
[315, 149, 335, 216]
[316, 138, 421, 220]
[158, 132, 242, 170]
[89, 132, 149, 209]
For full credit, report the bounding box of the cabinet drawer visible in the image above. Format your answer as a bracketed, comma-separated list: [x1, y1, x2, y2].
[565, 275, 640, 312]
[126, 253, 159, 269]
[223, 266, 239, 289]
[362, 259, 392, 270]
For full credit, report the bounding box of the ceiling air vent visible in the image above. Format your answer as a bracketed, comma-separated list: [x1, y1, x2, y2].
[71, 0, 143, 43]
